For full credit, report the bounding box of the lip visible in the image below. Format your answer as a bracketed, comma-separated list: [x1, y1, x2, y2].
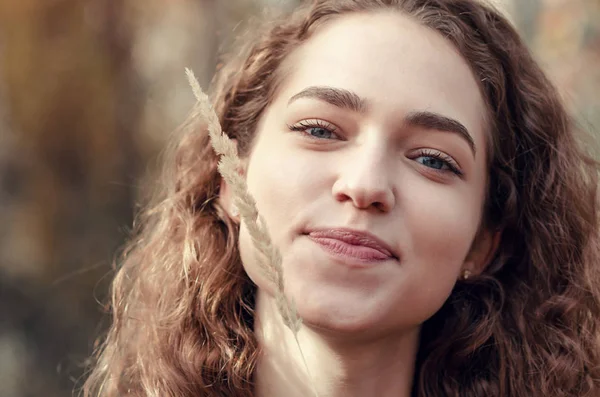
[306, 227, 398, 263]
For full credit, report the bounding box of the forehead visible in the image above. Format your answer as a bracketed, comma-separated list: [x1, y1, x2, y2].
[277, 11, 488, 152]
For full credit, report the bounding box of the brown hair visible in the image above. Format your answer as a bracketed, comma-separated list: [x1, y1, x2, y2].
[84, 0, 600, 396]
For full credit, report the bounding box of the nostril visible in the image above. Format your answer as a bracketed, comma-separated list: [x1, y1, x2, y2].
[374, 202, 387, 212]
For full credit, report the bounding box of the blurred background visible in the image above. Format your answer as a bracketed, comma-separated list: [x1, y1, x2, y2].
[0, 0, 598, 396]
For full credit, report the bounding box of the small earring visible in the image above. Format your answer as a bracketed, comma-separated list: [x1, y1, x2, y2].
[462, 269, 472, 280]
[231, 204, 239, 218]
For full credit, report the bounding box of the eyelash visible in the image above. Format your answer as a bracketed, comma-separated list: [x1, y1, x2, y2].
[287, 119, 341, 140]
[413, 148, 463, 176]
[287, 120, 463, 176]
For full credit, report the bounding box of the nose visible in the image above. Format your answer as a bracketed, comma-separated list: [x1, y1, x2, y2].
[331, 147, 396, 213]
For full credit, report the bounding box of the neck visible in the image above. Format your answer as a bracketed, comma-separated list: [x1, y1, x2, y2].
[253, 290, 419, 397]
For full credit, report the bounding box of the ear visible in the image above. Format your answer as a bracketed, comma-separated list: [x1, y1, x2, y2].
[217, 139, 244, 222]
[462, 227, 502, 277]
[218, 175, 239, 222]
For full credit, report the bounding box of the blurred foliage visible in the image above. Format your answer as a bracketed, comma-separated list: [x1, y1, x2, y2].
[509, 0, 600, 129]
[0, 0, 597, 396]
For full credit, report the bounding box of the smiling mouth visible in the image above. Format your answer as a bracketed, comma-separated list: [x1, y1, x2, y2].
[305, 228, 397, 264]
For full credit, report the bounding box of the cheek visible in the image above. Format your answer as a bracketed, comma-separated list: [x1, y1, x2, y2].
[408, 190, 478, 266]
[392, 181, 482, 321]
[244, 136, 327, 236]
[401, 168, 483, 262]
[237, 137, 326, 291]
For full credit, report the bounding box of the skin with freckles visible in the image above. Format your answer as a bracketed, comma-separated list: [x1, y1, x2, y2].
[220, 10, 499, 397]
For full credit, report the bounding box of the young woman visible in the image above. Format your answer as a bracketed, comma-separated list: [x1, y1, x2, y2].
[84, 0, 600, 396]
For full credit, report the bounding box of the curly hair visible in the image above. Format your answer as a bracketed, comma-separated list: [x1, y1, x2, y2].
[84, 0, 600, 396]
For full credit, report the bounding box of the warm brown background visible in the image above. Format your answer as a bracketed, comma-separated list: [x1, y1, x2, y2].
[0, 1, 598, 396]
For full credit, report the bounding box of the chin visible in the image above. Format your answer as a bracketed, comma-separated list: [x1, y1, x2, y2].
[303, 315, 399, 343]
[305, 316, 376, 335]
[293, 292, 390, 336]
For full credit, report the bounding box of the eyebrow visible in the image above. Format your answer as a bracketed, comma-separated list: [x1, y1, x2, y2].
[288, 85, 476, 157]
[404, 111, 476, 156]
[288, 86, 368, 113]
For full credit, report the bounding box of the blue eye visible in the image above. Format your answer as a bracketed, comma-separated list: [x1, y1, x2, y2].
[416, 156, 448, 170]
[307, 127, 335, 139]
[414, 150, 463, 176]
[287, 119, 340, 140]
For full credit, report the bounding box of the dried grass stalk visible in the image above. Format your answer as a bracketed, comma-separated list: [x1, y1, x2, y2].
[185, 68, 318, 396]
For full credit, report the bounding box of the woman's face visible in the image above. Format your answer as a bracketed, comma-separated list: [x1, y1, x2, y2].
[236, 11, 490, 337]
